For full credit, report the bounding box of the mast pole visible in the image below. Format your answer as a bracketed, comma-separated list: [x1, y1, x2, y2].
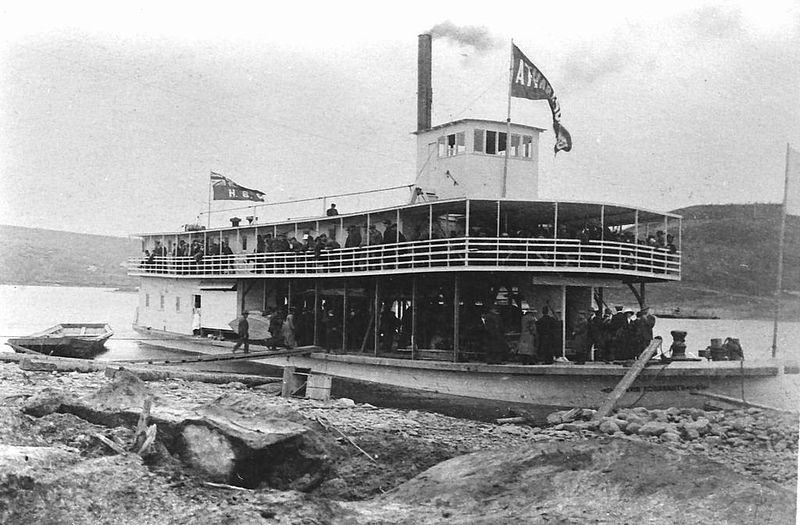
[502, 39, 514, 198]
[207, 171, 213, 229]
[771, 143, 790, 358]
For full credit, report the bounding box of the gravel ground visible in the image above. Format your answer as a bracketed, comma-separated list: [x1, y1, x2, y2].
[0, 361, 797, 524]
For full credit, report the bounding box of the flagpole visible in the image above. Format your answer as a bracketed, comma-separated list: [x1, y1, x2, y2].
[771, 143, 791, 358]
[502, 39, 514, 198]
[207, 171, 213, 229]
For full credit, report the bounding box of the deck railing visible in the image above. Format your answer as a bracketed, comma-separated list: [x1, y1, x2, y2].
[128, 237, 681, 279]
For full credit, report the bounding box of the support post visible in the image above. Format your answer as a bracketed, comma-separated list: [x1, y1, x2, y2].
[342, 280, 348, 351]
[373, 277, 380, 356]
[313, 280, 320, 346]
[453, 274, 460, 363]
[411, 274, 418, 360]
[561, 284, 567, 358]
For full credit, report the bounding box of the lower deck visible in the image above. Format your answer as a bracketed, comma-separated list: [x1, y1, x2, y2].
[137, 269, 666, 362]
[131, 327, 796, 411]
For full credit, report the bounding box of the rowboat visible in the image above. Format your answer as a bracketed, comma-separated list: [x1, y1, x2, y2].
[7, 323, 113, 359]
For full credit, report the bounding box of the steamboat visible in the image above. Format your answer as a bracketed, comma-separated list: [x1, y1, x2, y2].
[128, 35, 795, 410]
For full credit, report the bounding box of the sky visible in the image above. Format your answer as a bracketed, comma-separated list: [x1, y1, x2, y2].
[0, 1, 798, 237]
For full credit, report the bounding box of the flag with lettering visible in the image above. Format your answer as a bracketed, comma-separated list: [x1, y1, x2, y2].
[511, 44, 572, 154]
[211, 172, 265, 202]
[786, 146, 800, 217]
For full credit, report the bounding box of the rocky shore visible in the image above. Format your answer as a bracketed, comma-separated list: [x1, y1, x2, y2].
[0, 361, 797, 524]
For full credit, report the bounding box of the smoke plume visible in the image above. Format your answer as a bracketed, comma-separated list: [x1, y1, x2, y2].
[428, 21, 502, 52]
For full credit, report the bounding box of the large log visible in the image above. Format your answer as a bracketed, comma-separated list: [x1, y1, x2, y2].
[593, 338, 662, 420]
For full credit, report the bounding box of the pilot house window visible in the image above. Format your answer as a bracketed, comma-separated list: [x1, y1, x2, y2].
[437, 132, 465, 157]
[473, 129, 533, 159]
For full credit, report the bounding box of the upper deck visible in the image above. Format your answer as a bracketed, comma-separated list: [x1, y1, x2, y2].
[128, 197, 681, 282]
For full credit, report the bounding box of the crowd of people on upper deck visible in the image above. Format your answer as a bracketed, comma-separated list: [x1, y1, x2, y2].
[139, 209, 677, 272]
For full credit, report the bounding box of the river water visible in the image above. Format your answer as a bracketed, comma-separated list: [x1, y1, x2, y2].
[0, 284, 275, 375]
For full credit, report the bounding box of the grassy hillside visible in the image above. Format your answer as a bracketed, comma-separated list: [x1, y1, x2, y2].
[605, 203, 800, 319]
[0, 225, 140, 288]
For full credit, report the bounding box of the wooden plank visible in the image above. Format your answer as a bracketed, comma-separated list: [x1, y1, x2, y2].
[690, 391, 798, 414]
[593, 338, 662, 420]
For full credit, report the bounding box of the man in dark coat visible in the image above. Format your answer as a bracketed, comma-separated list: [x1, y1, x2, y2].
[344, 225, 362, 248]
[536, 306, 561, 364]
[268, 309, 284, 350]
[607, 306, 627, 360]
[571, 310, 591, 364]
[382, 220, 406, 244]
[483, 306, 507, 364]
[634, 306, 656, 353]
[232, 311, 250, 354]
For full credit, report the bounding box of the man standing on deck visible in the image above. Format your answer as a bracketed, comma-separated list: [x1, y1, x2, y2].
[634, 306, 656, 352]
[483, 306, 507, 364]
[326, 203, 339, 216]
[571, 310, 591, 365]
[517, 306, 539, 364]
[536, 307, 560, 364]
[232, 311, 250, 354]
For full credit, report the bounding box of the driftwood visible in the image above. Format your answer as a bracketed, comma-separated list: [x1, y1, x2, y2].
[690, 391, 798, 414]
[495, 416, 528, 425]
[132, 397, 157, 455]
[93, 433, 127, 455]
[202, 481, 252, 491]
[316, 416, 377, 464]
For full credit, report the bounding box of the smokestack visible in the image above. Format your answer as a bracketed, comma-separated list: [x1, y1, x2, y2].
[417, 33, 432, 132]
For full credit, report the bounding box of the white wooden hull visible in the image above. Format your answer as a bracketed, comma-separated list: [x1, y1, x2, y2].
[258, 353, 799, 411]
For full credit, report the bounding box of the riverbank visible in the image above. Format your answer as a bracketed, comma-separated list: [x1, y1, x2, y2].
[0, 361, 797, 523]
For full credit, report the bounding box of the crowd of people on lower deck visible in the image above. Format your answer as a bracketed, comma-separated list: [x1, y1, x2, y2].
[212, 299, 656, 366]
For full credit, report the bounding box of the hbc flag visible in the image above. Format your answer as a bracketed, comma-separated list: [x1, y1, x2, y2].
[511, 44, 572, 154]
[211, 172, 265, 202]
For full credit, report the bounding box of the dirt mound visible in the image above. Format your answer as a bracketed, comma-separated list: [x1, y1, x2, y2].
[358, 438, 796, 524]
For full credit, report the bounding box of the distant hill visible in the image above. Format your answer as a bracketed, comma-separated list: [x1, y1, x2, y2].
[673, 203, 799, 296]
[0, 225, 140, 288]
[605, 203, 800, 319]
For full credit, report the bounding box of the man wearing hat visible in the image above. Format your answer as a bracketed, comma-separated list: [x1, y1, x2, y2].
[483, 305, 508, 364]
[634, 306, 656, 352]
[517, 305, 539, 365]
[232, 311, 250, 354]
[571, 310, 591, 364]
[382, 219, 406, 244]
[368, 224, 383, 245]
[536, 306, 560, 364]
[344, 225, 362, 248]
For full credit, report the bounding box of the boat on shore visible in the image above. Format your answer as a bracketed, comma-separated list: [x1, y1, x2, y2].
[126, 35, 798, 411]
[7, 323, 113, 359]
